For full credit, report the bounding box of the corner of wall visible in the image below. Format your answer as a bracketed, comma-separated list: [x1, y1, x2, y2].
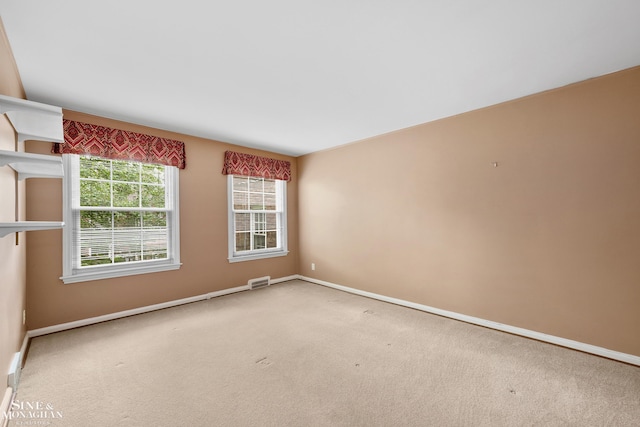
[0, 14, 29, 403]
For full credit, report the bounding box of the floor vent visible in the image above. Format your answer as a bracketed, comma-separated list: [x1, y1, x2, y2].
[248, 276, 271, 290]
[7, 352, 21, 390]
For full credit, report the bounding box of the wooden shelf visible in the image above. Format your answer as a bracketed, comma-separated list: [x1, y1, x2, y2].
[0, 94, 63, 144]
[0, 222, 64, 238]
[0, 150, 63, 180]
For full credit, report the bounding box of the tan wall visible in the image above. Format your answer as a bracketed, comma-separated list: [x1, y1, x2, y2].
[3, 12, 638, 360]
[298, 66, 640, 357]
[0, 19, 27, 394]
[25, 111, 298, 329]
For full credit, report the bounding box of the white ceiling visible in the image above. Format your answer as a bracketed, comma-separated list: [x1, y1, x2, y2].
[1, 1, 639, 157]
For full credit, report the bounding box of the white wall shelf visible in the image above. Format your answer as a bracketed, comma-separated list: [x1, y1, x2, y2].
[0, 94, 65, 239]
[0, 149, 64, 180]
[0, 94, 63, 144]
[0, 222, 64, 238]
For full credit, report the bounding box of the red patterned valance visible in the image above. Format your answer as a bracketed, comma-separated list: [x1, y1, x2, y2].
[222, 150, 291, 181]
[52, 119, 186, 169]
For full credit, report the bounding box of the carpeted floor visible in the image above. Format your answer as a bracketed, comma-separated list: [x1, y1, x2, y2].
[9, 280, 640, 426]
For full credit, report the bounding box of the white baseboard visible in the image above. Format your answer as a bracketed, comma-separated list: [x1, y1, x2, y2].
[4, 333, 30, 398]
[28, 285, 249, 337]
[19, 333, 28, 362]
[29, 282, 267, 338]
[29, 274, 635, 366]
[7, 354, 19, 391]
[28, 275, 303, 337]
[270, 275, 300, 284]
[1, 387, 12, 427]
[299, 276, 640, 367]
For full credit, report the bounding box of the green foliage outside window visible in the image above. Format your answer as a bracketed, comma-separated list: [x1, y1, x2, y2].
[78, 157, 169, 267]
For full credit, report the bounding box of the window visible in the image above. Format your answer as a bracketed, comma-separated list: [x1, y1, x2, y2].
[228, 175, 287, 262]
[61, 154, 180, 283]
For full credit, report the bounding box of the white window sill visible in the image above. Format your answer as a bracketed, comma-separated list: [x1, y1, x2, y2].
[61, 261, 182, 284]
[228, 250, 289, 263]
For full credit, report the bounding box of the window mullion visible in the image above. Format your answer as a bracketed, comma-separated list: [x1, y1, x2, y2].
[109, 160, 114, 265]
[140, 210, 144, 262]
[109, 159, 114, 208]
[110, 210, 115, 265]
[250, 211, 255, 251]
[138, 163, 143, 262]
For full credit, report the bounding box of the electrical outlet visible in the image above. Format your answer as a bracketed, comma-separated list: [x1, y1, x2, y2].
[311, 263, 315, 271]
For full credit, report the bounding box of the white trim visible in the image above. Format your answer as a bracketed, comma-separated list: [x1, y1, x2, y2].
[171, 166, 181, 266]
[19, 333, 29, 361]
[7, 354, 19, 391]
[28, 285, 247, 337]
[270, 275, 300, 284]
[227, 250, 289, 263]
[27, 276, 301, 337]
[3, 333, 30, 399]
[60, 261, 182, 284]
[227, 175, 288, 263]
[1, 387, 13, 427]
[0, 334, 27, 427]
[61, 154, 74, 278]
[299, 276, 640, 367]
[23, 274, 640, 366]
[61, 155, 181, 284]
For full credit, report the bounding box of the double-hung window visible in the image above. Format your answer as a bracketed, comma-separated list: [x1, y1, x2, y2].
[227, 175, 287, 262]
[61, 154, 181, 283]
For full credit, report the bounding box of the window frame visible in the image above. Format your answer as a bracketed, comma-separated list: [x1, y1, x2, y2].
[61, 154, 181, 284]
[227, 174, 288, 263]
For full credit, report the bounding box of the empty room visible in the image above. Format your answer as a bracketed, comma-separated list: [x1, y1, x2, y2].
[1, 1, 639, 426]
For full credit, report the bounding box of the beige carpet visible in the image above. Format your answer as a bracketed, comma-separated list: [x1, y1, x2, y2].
[10, 280, 640, 426]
